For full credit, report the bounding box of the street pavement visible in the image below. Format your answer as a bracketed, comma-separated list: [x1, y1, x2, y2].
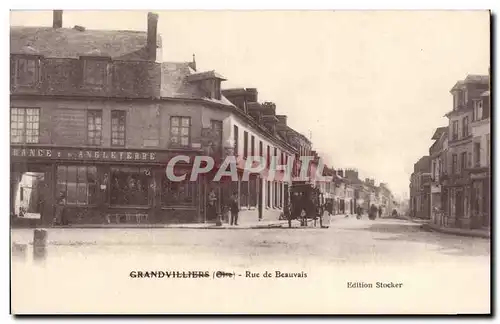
[11, 216, 491, 314]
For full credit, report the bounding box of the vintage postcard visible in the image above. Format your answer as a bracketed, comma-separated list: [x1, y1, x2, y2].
[9, 10, 491, 315]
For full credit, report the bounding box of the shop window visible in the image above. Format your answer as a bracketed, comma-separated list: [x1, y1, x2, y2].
[161, 175, 197, 206]
[472, 181, 483, 215]
[249, 176, 258, 207]
[111, 110, 126, 146]
[13, 172, 45, 218]
[11, 107, 40, 144]
[87, 110, 102, 146]
[110, 167, 150, 206]
[56, 165, 98, 205]
[170, 116, 191, 147]
[14, 56, 41, 87]
[266, 180, 271, 208]
[274, 181, 278, 207]
[231, 180, 239, 200]
[240, 179, 249, 208]
[280, 182, 283, 208]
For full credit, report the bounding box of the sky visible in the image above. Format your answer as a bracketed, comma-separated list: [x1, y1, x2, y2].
[9, 10, 490, 198]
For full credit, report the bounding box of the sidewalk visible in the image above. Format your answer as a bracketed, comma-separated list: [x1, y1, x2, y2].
[12, 209, 336, 231]
[421, 223, 490, 239]
[46, 219, 291, 230]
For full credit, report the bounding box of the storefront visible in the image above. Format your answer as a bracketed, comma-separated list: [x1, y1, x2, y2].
[10, 146, 203, 227]
[442, 175, 472, 229]
[430, 183, 442, 226]
[470, 168, 490, 229]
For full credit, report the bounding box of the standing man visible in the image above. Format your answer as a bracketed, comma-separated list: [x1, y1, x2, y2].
[207, 188, 217, 222]
[53, 191, 66, 226]
[378, 206, 383, 218]
[230, 192, 239, 226]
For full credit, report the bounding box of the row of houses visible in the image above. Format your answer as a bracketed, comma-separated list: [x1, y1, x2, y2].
[10, 11, 397, 227]
[409, 72, 491, 231]
[318, 169, 399, 218]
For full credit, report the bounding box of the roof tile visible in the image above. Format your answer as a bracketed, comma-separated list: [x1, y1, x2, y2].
[10, 26, 161, 60]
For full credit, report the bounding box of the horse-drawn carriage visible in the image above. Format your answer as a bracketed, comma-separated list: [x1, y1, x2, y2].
[283, 182, 329, 228]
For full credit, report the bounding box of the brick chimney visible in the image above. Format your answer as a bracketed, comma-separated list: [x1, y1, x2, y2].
[147, 12, 159, 62]
[53, 10, 63, 29]
[345, 168, 358, 180]
[276, 115, 287, 127]
[246, 88, 258, 102]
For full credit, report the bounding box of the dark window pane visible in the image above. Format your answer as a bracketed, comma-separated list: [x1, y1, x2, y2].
[67, 166, 77, 182]
[110, 167, 149, 206]
[56, 166, 67, 183]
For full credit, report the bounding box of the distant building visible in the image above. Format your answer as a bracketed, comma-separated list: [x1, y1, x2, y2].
[469, 89, 491, 229]
[378, 182, 394, 217]
[409, 156, 431, 219]
[429, 126, 448, 226]
[442, 74, 489, 229]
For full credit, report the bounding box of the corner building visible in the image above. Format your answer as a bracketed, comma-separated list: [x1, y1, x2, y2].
[10, 11, 301, 227]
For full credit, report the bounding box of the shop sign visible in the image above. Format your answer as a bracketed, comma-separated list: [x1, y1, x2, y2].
[431, 184, 441, 193]
[11, 147, 158, 162]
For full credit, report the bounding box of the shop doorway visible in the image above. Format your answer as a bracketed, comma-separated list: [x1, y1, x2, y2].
[12, 172, 46, 219]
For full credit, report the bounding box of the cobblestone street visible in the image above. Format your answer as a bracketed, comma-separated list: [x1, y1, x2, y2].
[11, 216, 490, 314]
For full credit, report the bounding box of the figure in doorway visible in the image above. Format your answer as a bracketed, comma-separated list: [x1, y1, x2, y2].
[230, 192, 239, 226]
[53, 191, 67, 226]
[207, 188, 218, 221]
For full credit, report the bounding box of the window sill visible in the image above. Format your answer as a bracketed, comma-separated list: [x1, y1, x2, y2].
[109, 205, 151, 209]
[169, 145, 192, 150]
[161, 205, 196, 210]
[81, 84, 107, 91]
[64, 204, 98, 208]
[13, 83, 42, 89]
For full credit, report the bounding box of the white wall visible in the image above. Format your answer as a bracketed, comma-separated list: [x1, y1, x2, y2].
[203, 106, 296, 211]
[472, 118, 491, 168]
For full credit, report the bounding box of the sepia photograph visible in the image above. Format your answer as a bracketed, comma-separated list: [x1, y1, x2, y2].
[8, 8, 491, 315]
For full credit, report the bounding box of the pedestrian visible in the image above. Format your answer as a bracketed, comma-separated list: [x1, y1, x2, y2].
[53, 191, 66, 226]
[369, 204, 378, 220]
[378, 206, 383, 218]
[207, 188, 217, 221]
[230, 192, 239, 226]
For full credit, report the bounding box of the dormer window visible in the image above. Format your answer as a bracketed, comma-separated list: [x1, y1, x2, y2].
[213, 80, 221, 100]
[453, 89, 465, 110]
[186, 70, 226, 101]
[81, 56, 110, 88]
[473, 99, 483, 121]
[13, 56, 41, 87]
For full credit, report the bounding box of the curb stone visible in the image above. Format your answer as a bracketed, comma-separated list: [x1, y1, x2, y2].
[421, 223, 490, 239]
